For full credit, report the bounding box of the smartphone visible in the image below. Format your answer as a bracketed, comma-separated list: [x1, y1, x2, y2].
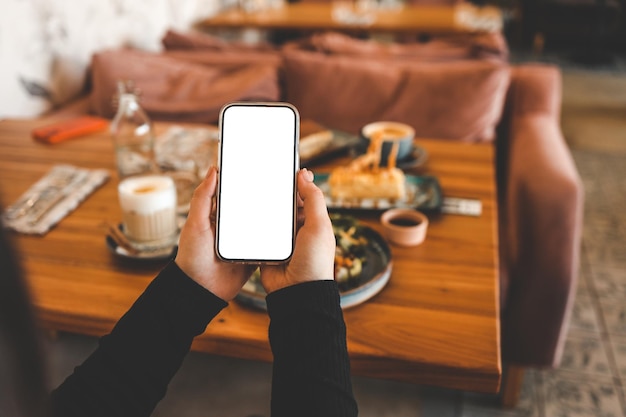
[216, 102, 300, 264]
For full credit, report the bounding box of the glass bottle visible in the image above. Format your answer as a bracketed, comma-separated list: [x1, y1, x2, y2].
[110, 80, 156, 179]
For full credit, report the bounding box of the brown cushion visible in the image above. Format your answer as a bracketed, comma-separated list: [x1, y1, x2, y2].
[162, 29, 277, 53]
[283, 49, 510, 141]
[283, 31, 508, 61]
[284, 51, 405, 135]
[89, 49, 280, 123]
[162, 50, 282, 74]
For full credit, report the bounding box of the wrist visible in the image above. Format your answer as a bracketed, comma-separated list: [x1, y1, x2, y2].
[173, 260, 224, 300]
[266, 280, 340, 314]
[264, 276, 334, 295]
[156, 261, 228, 326]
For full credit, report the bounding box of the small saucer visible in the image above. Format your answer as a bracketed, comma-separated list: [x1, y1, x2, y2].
[106, 234, 178, 260]
[380, 208, 428, 246]
[396, 145, 428, 170]
[105, 219, 184, 261]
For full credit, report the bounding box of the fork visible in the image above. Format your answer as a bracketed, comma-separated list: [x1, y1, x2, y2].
[27, 171, 89, 226]
[4, 168, 78, 220]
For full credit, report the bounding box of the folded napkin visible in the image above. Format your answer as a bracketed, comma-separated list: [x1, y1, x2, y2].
[2, 164, 110, 235]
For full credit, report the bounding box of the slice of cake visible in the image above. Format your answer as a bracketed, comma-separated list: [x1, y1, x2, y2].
[328, 133, 406, 201]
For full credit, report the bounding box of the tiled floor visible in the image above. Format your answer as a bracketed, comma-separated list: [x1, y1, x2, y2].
[45, 61, 626, 416]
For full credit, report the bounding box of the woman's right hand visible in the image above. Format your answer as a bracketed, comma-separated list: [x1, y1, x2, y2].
[260, 168, 335, 294]
[175, 166, 255, 301]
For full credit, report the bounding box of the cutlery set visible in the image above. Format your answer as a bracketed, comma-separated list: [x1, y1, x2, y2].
[2, 164, 110, 234]
[5, 167, 86, 225]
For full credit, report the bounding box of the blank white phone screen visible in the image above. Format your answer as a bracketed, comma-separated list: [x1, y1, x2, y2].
[217, 104, 298, 262]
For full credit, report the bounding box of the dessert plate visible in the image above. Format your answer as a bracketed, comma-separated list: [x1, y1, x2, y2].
[236, 215, 392, 310]
[314, 173, 443, 212]
[301, 130, 362, 166]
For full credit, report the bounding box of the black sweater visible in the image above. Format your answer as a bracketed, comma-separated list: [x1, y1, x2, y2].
[50, 261, 358, 417]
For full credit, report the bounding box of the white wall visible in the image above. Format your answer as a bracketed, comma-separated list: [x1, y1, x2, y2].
[0, 0, 222, 118]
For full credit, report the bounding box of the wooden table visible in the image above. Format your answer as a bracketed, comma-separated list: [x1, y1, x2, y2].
[196, 2, 502, 35]
[0, 118, 501, 393]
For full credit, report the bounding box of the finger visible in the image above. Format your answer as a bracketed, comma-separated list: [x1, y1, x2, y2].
[297, 169, 329, 225]
[295, 171, 307, 228]
[296, 209, 305, 228]
[205, 165, 217, 179]
[187, 166, 217, 226]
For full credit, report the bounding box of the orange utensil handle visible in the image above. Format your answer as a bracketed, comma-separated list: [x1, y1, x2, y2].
[32, 116, 109, 144]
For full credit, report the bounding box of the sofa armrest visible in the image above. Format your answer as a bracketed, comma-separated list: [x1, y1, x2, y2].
[501, 113, 584, 367]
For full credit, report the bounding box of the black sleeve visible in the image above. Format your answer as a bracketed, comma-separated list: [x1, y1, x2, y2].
[49, 261, 227, 417]
[266, 280, 358, 417]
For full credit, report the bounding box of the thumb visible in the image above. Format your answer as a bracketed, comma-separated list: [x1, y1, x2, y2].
[298, 169, 330, 227]
[186, 166, 217, 227]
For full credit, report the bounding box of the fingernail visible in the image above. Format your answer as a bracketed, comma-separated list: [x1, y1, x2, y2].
[302, 168, 314, 182]
[206, 166, 217, 179]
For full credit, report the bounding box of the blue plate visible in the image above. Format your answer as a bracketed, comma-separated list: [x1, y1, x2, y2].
[236, 217, 392, 310]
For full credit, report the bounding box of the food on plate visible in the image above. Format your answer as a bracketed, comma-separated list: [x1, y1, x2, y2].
[331, 215, 369, 285]
[243, 216, 370, 288]
[328, 130, 405, 200]
[299, 120, 333, 161]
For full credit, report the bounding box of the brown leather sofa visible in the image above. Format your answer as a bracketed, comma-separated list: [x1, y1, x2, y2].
[79, 30, 584, 405]
[495, 63, 584, 405]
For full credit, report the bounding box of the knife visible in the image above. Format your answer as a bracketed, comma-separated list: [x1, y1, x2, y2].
[27, 171, 90, 226]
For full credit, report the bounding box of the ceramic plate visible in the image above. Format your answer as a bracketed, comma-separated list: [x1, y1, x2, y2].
[300, 130, 362, 166]
[106, 235, 177, 260]
[314, 173, 443, 212]
[105, 220, 183, 261]
[236, 216, 392, 310]
[396, 145, 429, 170]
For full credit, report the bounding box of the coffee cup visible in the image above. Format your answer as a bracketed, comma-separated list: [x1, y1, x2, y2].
[118, 175, 178, 249]
[380, 208, 428, 246]
[361, 121, 415, 166]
